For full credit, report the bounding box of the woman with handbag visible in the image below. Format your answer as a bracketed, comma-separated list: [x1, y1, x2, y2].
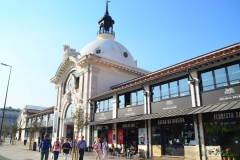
[53, 137, 61, 160]
[94, 138, 101, 160]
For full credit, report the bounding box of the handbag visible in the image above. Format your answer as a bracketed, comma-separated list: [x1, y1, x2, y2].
[94, 143, 98, 150]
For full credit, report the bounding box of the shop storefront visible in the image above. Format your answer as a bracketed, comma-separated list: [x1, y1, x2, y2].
[117, 120, 145, 151]
[151, 115, 195, 157]
[202, 109, 240, 160]
[93, 124, 112, 143]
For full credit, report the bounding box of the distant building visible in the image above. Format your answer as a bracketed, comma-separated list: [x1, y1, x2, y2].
[16, 105, 54, 141]
[0, 106, 20, 128]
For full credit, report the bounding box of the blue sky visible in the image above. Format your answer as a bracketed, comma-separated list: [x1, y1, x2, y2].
[0, 0, 240, 109]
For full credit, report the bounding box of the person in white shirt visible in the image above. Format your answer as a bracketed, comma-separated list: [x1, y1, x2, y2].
[101, 138, 108, 160]
[94, 138, 101, 160]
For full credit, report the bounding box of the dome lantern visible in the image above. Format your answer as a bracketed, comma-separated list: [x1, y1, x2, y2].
[97, 1, 115, 39]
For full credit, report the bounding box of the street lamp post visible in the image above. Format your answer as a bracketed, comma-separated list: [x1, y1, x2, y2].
[0, 63, 12, 143]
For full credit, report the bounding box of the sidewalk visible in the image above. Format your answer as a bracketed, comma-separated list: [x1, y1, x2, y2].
[0, 138, 145, 160]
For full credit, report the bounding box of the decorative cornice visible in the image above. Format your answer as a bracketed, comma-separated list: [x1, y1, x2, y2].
[51, 56, 77, 84]
[77, 54, 149, 76]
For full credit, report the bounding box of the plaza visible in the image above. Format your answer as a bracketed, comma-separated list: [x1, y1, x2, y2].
[0, 138, 148, 160]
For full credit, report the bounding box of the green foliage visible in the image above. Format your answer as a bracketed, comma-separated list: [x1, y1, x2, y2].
[221, 150, 227, 157]
[73, 107, 90, 135]
[205, 123, 220, 134]
[27, 117, 42, 150]
[2, 124, 10, 136]
[223, 148, 238, 158]
[205, 123, 240, 134]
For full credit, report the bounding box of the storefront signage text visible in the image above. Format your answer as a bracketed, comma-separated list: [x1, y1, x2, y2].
[98, 113, 106, 120]
[122, 123, 136, 128]
[158, 117, 185, 125]
[163, 100, 178, 110]
[213, 111, 240, 120]
[125, 108, 135, 116]
[219, 94, 240, 101]
[95, 125, 109, 130]
[219, 88, 240, 101]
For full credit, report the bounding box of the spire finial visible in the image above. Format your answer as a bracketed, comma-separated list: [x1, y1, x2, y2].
[105, 1, 110, 15]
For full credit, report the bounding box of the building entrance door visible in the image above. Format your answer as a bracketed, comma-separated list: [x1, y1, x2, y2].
[161, 125, 184, 156]
[66, 125, 74, 140]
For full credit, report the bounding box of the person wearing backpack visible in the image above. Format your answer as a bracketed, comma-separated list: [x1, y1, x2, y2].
[94, 138, 101, 160]
[101, 138, 108, 160]
[53, 137, 61, 160]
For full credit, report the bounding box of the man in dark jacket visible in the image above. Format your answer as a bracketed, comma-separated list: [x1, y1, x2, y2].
[39, 134, 52, 160]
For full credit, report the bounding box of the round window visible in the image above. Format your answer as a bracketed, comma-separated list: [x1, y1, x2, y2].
[96, 49, 101, 54]
[123, 52, 128, 58]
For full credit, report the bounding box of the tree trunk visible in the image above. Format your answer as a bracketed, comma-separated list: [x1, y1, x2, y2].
[29, 132, 33, 150]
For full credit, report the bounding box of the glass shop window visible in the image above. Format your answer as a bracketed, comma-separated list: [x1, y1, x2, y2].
[151, 77, 189, 102]
[118, 89, 144, 108]
[95, 97, 113, 113]
[161, 123, 195, 146]
[200, 62, 240, 91]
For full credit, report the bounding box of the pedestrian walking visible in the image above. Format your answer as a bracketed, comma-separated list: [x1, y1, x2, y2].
[62, 138, 70, 160]
[101, 138, 108, 160]
[77, 136, 87, 160]
[68, 138, 73, 155]
[39, 134, 52, 160]
[24, 136, 27, 145]
[94, 138, 101, 160]
[53, 137, 61, 160]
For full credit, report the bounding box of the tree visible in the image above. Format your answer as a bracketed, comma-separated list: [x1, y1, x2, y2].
[2, 124, 10, 141]
[27, 117, 42, 150]
[72, 106, 91, 160]
[10, 124, 20, 145]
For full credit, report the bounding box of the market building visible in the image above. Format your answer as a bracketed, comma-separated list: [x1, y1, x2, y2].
[16, 105, 54, 142]
[50, 1, 148, 146]
[50, 2, 240, 160]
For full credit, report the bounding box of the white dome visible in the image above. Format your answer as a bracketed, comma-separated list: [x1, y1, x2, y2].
[79, 34, 137, 67]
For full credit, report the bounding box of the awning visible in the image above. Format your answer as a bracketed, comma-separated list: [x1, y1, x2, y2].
[136, 100, 240, 120]
[135, 107, 196, 120]
[187, 100, 240, 115]
[100, 115, 144, 124]
[89, 120, 108, 126]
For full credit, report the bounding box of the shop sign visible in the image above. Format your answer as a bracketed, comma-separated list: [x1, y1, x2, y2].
[117, 129, 124, 144]
[151, 96, 192, 113]
[158, 117, 185, 125]
[203, 110, 240, 122]
[108, 130, 113, 144]
[118, 105, 144, 118]
[122, 123, 136, 128]
[213, 111, 240, 120]
[94, 130, 98, 138]
[202, 86, 240, 105]
[138, 128, 146, 145]
[94, 111, 112, 121]
[95, 125, 109, 130]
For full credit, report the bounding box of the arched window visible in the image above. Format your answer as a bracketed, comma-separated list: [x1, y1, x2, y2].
[63, 70, 80, 94]
[65, 104, 75, 118]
